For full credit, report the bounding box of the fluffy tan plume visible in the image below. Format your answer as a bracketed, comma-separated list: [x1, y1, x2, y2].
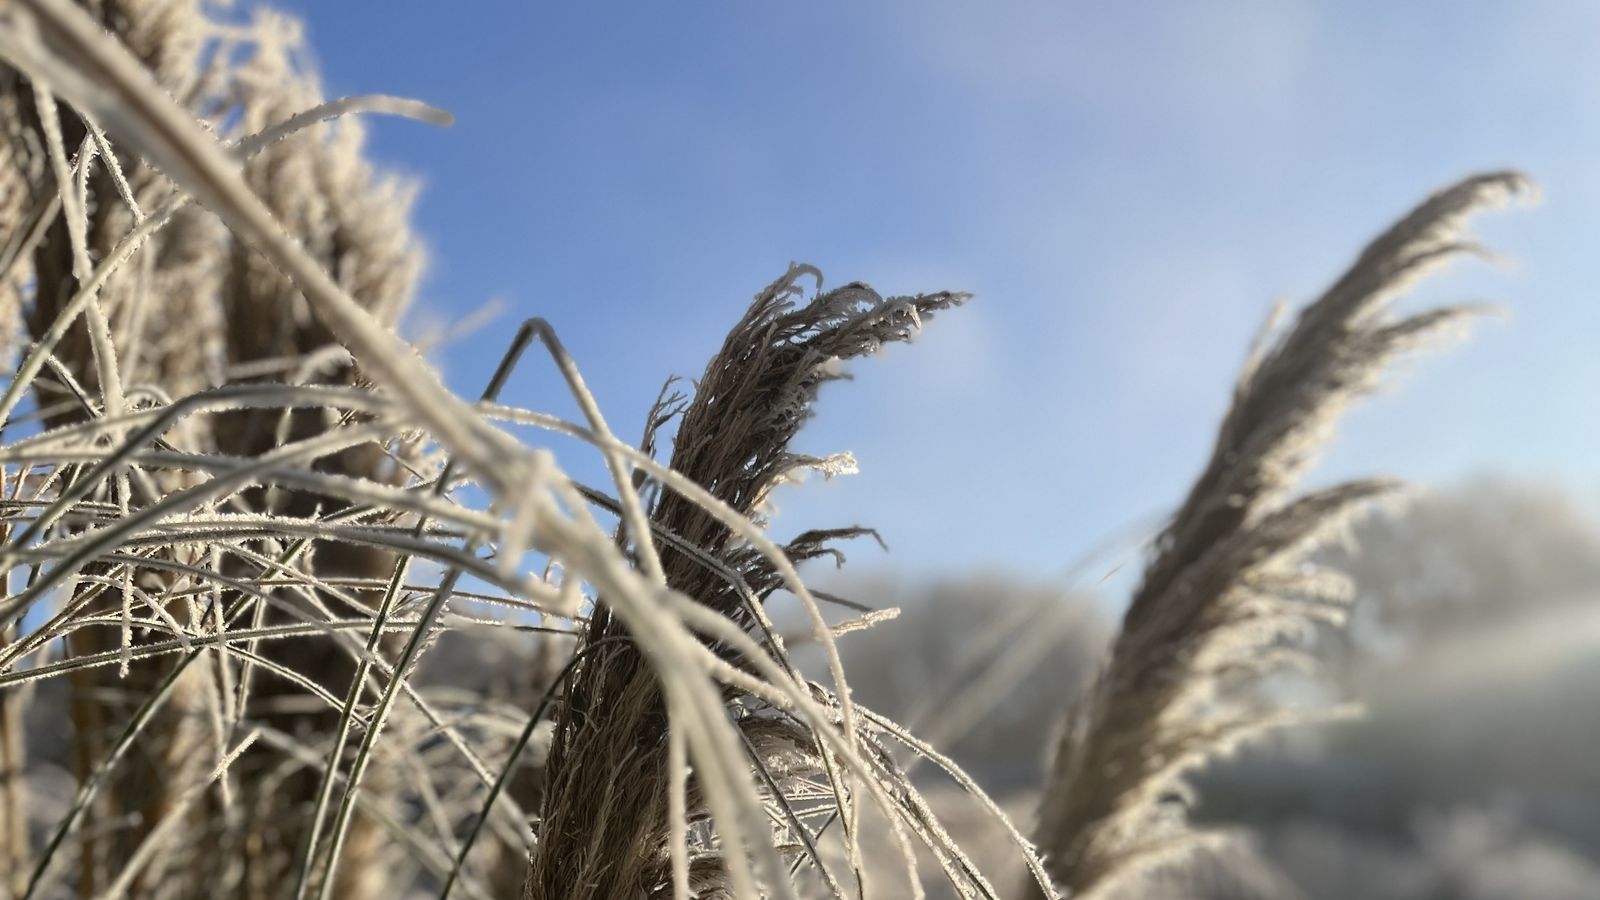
[1026, 172, 1531, 899]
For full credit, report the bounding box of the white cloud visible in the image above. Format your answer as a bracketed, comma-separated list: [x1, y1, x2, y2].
[883, 0, 1320, 129]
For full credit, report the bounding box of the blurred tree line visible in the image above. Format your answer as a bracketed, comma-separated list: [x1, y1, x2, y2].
[818, 475, 1600, 899]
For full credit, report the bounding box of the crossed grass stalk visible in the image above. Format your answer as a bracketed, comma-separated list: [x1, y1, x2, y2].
[0, 2, 1052, 897]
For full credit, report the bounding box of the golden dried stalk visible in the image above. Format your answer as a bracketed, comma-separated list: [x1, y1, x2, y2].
[1026, 172, 1530, 899]
[526, 267, 963, 899]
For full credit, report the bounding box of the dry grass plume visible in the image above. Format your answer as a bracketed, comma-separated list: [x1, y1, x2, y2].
[1025, 171, 1531, 899]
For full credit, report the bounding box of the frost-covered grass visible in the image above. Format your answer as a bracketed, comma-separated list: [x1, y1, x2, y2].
[0, 1, 1529, 898]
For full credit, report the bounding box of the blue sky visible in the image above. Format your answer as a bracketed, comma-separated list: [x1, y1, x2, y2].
[271, 1, 1600, 582]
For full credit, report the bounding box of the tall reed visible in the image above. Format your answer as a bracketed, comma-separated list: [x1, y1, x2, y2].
[527, 269, 964, 899]
[1025, 171, 1530, 899]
